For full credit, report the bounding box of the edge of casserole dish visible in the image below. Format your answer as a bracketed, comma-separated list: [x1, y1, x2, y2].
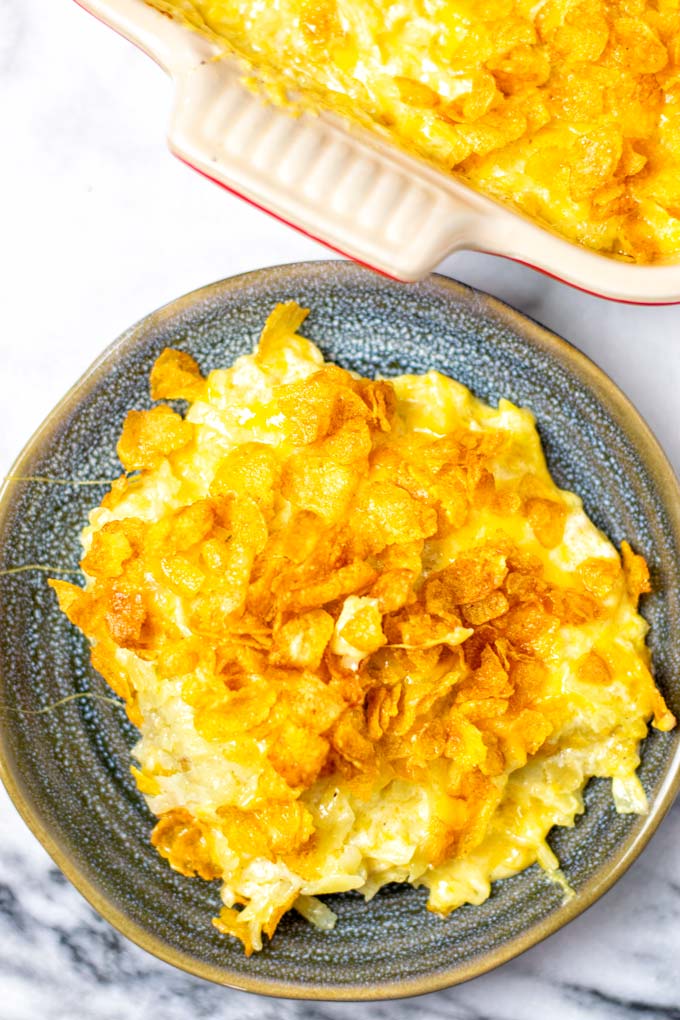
[74, 0, 680, 303]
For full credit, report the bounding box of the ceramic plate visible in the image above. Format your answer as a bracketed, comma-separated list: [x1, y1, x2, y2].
[1, 261, 679, 999]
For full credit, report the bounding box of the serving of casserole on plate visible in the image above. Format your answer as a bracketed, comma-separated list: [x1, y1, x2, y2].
[1, 262, 679, 997]
[75, 0, 680, 300]
[49, 297, 674, 957]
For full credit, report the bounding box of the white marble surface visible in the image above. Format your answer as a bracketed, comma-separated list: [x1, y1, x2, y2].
[2, 2, 680, 1017]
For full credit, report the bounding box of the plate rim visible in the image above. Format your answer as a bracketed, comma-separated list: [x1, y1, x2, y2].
[1, 260, 679, 1000]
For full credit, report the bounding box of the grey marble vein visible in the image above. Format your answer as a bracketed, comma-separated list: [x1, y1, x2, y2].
[561, 984, 680, 1020]
[2, 0, 680, 1016]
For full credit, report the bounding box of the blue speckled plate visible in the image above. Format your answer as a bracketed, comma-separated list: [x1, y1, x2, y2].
[1, 261, 679, 1000]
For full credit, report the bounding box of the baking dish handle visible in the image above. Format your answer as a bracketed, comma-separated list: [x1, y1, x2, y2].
[76, 0, 493, 281]
[74, 0, 216, 75]
[167, 59, 488, 281]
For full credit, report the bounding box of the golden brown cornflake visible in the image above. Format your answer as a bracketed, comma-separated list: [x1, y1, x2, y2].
[117, 405, 194, 471]
[369, 569, 416, 614]
[155, 637, 202, 680]
[210, 443, 279, 511]
[281, 455, 357, 522]
[524, 496, 567, 549]
[164, 499, 216, 552]
[349, 481, 438, 555]
[151, 808, 222, 881]
[100, 474, 134, 511]
[461, 590, 509, 626]
[385, 611, 470, 665]
[213, 907, 257, 957]
[255, 301, 310, 368]
[150, 348, 204, 401]
[509, 658, 550, 711]
[621, 540, 652, 607]
[81, 519, 143, 580]
[501, 601, 558, 651]
[217, 801, 314, 860]
[268, 720, 330, 787]
[271, 609, 334, 669]
[104, 579, 149, 649]
[505, 709, 554, 763]
[444, 770, 504, 859]
[395, 75, 440, 107]
[651, 688, 677, 733]
[357, 379, 397, 432]
[277, 368, 369, 446]
[491, 488, 523, 516]
[456, 645, 514, 702]
[546, 587, 602, 625]
[159, 554, 205, 597]
[441, 70, 497, 123]
[431, 472, 470, 530]
[311, 417, 372, 465]
[49, 578, 91, 632]
[285, 560, 377, 612]
[365, 683, 402, 741]
[578, 557, 621, 598]
[504, 569, 545, 600]
[425, 546, 508, 611]
[330, 707, 376, 772]
[90, 639, 143, 726]
[273, 672, 346, 733]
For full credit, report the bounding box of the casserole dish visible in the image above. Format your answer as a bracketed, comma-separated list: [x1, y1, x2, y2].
[75, 0, 680, 302]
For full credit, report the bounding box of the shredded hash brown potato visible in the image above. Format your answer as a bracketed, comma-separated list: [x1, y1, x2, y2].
[51, 302, 675, 953]
[147, 0, 680, 263]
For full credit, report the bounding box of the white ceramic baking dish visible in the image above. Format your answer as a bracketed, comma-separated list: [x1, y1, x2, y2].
[76, 0, 680, 303]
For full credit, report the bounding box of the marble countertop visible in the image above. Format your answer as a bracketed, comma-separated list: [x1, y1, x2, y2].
[2, 2, 680, 1017]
